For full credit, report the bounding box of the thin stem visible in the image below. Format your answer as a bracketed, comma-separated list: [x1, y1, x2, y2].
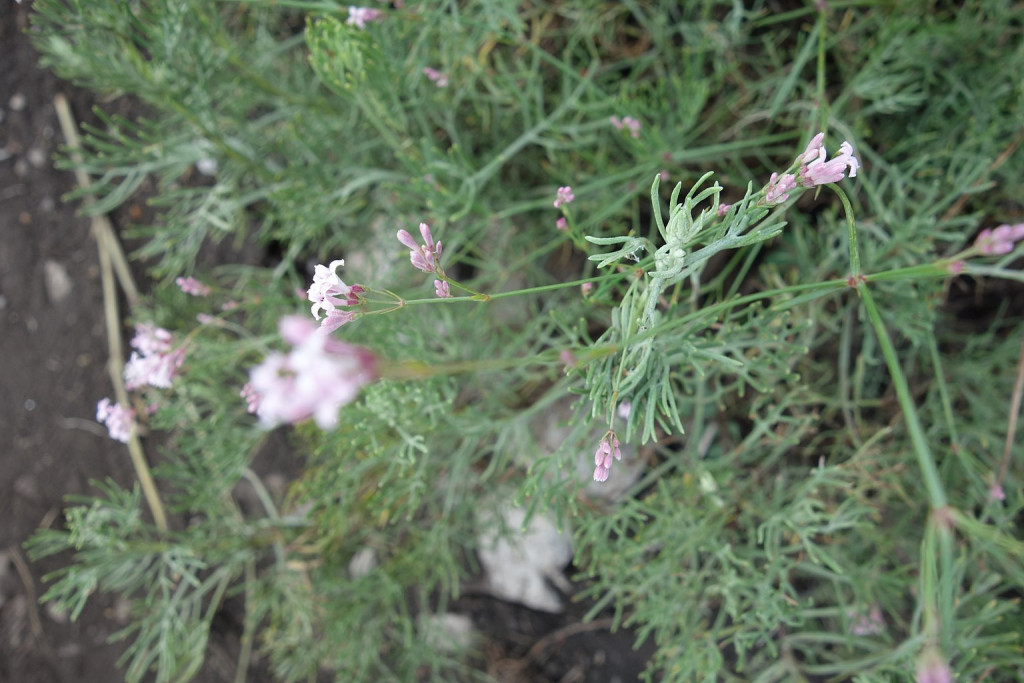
[997, 332, 1024, 486]
[834, 184, 860, 277]
[56, 94, 168, 531]
[857, 284, 946, 509]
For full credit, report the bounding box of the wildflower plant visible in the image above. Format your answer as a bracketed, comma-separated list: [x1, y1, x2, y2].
[24, 1, 1024, 682]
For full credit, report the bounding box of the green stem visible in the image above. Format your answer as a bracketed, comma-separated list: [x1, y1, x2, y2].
[857, 284, 946, 508]
[858, 282, 954, 653]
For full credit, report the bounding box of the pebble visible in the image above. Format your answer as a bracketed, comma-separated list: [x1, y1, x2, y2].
[9, 93, 26, 111]
[26, 147, 47, 168]
[44, 259, 73, 303]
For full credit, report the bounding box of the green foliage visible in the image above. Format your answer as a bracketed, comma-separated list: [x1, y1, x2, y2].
[26, 0, 1024, 681]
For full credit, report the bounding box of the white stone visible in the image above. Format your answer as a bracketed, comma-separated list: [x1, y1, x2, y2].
[476, 505, 573, 613]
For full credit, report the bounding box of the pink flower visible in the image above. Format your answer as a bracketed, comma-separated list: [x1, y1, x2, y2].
[610, 116, 642, 138]
[124, 347, 186, 390]
[581, 282, 593, 297]
[989, 483, 1006, 502]
[593, 432, 622, 482]
[240, 382, 260, 414]
[556, 217, 568, 231]
[848, 605, 885, 636]
[434, 279, 451, 298]
[423, 67, 449, 87]
[915, 649, 953, 683]
[347, 6, 382, 29]
[130, 323, 173, 357]
[124, 324, 186, 389]
[974, 223, 1024, 255]
[553, 186, 575, 208]
[96, 398, 135, 443]
[559, 349, 576, 367]
[765, 172, 797, 205]
[799, 139, 859, 187]
[717, 203, 732, 217]
[307, 259, 364, 331]
[397, 222, 442, 273]
[799, 132, 826, 164]
[175, 276, 211, 296]
[246, 316, 378, 429]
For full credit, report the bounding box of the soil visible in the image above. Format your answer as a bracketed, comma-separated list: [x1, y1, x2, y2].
[1, 7, 651, 682]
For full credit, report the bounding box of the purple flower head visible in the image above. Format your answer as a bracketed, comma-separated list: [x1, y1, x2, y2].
[765, 172, 797, 205]
[434, 279, 451, 298]
[915, 649, 953, 683]
[397, 222, 442, 273]
[556, 217, 568, 231]
[131, 323, 173, 357]
[610, 116, 642, 138]
[593, 432, 622, 482]
[246, 316, 378, 430]
[423, 67, 449, 87]
[799, 139, 859, 187]
[974, 222, 1024, 255]
[717, 202, 732, 217]
[124, 324, 186, 389]
[240, 382, 261, 414]
[347, 6, 383, 29]
[96, 398, 136, 443]
[553, 186, 575, 209]
[848, 605, 886, 636]
[799, 132, 826, 164]
[307, 259, 364, 331]
[124, 347, 186, 390]
[175, 276, 211, 296]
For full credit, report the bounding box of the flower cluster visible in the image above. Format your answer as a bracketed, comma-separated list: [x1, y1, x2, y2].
[848, 605, 885, 636]
[397, 223, 442, 273]
[397, 222, 452, 298]
[610, 115, 642, 138]
[553, 186, 575, 209]
[797, 133, 859, 187]
[307, 259, 365, 333]
[765, 172, 797, 205]
[245, 316, 378, 429]
[96, 398, 135, 443]
[915, 648, 953, 683]
[347, 6, 382, 29]
[124, 323, 186, 390]
[422, 67, 449, 87]
[593, 432, 622, 482]
[175, 276, 210, 296]
[974, 222, 1024, 255]
[761, 132, 859, 206]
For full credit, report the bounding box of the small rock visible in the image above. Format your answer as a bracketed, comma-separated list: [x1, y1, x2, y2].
[9, 93, 26, 111]
[44, 259, 73, 303]
[348, 547, 377, 579]
[26, 147, 47, 168]
[13, 475, 38, 499]
[45, 601, 69, 624]
[477, 505, 573, 613]
[418, 612, 477, 654]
